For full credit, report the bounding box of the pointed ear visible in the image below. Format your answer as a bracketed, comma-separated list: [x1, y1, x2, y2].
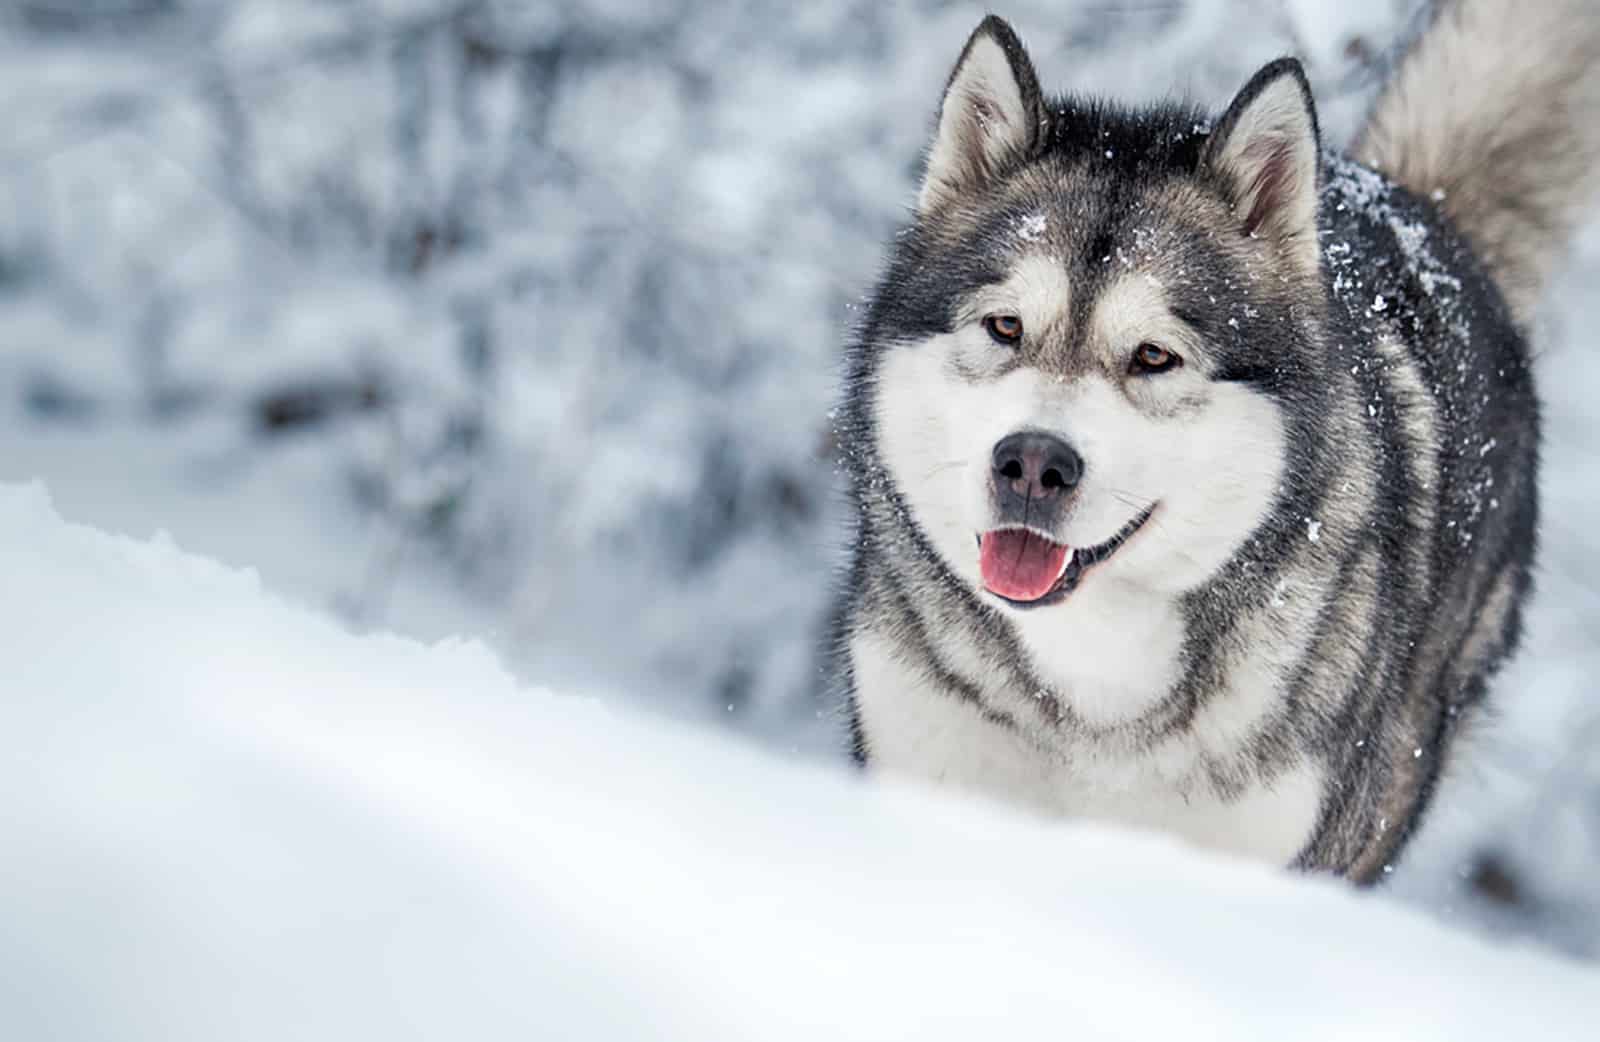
[1202, 58, 1321, 273]
[918, 16, 1046, 214]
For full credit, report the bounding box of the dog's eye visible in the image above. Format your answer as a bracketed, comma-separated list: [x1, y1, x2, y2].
[1130, 342, 1181, 374]
[983, 314, 1023, 345]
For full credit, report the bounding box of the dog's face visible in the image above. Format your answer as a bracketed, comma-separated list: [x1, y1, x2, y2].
[867, 18, 1325, 610]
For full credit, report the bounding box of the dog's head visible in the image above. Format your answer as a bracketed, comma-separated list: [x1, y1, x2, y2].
[863, 16, 1327, 610]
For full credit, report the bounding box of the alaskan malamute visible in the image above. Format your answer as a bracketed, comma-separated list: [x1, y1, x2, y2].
[832, 0, 1600, 880]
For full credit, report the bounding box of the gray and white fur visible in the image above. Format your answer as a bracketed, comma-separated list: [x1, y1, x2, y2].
[830, 0, 1600, 882]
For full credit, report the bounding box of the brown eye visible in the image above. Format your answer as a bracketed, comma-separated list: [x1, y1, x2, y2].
[1131, 342, 1180, 374]
[984, 314, 1023, 345]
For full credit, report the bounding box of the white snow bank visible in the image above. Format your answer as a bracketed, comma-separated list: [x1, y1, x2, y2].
[1, 481, 1594, 1041]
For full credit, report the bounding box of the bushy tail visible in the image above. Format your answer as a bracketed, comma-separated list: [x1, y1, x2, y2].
[1353, 0, 1600, 324]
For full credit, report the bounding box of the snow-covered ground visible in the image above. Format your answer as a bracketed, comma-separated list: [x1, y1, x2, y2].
[0, 0, 1596, 972]
[3, 481, 1597, 1040]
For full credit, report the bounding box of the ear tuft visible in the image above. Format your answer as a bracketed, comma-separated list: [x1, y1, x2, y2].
[917, 16, 1046, 214]
[1203, 58, 1322, 273]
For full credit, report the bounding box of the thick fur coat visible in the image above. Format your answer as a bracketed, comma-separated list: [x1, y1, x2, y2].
[831, 0, 1600, 881]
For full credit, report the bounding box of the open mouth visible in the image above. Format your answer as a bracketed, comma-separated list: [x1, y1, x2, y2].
[977, 505, 1156, 609]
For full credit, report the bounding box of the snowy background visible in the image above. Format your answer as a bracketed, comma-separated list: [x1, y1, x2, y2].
[0, 0, 1596, 1005]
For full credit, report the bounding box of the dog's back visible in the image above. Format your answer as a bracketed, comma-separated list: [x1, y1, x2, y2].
[1356, 0, 1600, 328]
[1303, 0, 1600, 872]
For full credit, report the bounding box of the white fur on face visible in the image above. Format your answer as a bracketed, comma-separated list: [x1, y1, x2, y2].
[1072, 277, 1289, 594]
[872, 266, 1286, 724]
[875, 270, 1285, 593]
[874, 254, 1074, 595]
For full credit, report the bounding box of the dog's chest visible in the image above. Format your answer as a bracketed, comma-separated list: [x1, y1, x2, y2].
[849, 614, 1324, 866]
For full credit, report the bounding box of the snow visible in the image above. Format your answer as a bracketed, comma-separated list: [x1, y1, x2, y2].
[2, 480, 1596, 1040]
[0, 0, 1597, 960]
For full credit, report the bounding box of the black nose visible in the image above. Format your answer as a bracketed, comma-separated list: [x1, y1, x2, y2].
[991, 431, 1082, 515]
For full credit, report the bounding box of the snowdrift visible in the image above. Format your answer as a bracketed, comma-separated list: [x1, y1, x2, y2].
[1, 481, 1593, 1040]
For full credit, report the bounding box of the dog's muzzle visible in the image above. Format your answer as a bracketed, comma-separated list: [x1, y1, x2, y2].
[990, 430, 1083, 527]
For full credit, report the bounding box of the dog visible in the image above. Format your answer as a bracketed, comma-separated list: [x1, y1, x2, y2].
[830, 0, 1600, 881]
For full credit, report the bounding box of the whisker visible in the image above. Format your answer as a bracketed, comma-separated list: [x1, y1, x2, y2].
[1106, 489, 1156, 509]
[918, 458, 974, 481]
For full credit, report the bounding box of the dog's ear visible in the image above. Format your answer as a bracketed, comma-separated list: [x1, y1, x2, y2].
[918, 16, 1046, 214]
[1203, 58, 1321, 274]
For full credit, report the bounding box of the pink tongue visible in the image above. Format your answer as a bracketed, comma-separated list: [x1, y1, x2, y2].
[979, 529, 1071, 602]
